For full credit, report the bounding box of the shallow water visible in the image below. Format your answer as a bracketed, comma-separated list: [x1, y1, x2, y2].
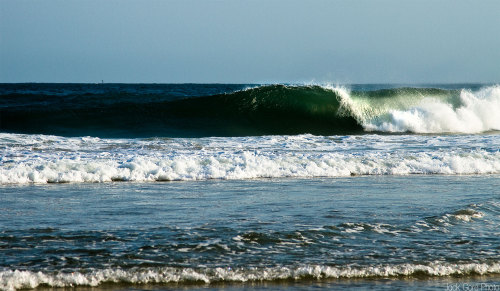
[1, 175, 499, 290]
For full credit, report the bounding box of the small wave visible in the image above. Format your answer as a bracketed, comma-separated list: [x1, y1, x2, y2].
[2, 262, 499, 290]
[417, 206, 486, 233]
[450, 209, 485, 222]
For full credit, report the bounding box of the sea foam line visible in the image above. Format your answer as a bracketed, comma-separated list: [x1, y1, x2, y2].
[2, 262, 499, 290]
[2, 132, 500, 184]
[2, 150, 500, 184]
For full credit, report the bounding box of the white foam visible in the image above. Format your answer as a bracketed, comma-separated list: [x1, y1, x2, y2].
[449, 209, 485, 222]
[2, 262, 499, 290]
[362, 86, 500, 133]
[1, 133, 500, 184]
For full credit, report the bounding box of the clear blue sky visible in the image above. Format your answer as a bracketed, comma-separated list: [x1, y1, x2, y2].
[1, 0, 499, 84]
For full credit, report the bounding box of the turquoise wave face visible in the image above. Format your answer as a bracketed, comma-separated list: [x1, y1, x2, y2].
[0, 84, 498, 137]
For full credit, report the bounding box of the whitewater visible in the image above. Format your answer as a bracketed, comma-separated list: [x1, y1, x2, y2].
[1, 133, 500, 184]
[350, 85, 500, 133]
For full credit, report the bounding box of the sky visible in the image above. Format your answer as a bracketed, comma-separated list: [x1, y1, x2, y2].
[1, 0, 499, 84]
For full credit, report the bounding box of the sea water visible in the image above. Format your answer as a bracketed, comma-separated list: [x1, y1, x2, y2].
[1, 176, 499, 290]
[0, 84, 499, 290]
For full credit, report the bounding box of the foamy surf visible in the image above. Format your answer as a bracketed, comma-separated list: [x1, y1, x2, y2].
[2, 262, 499, 291]
[1, 133, 500, 184]
[341, 85, 500, 134]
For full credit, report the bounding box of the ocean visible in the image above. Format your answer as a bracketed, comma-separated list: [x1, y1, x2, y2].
[0, 83, 499, 290]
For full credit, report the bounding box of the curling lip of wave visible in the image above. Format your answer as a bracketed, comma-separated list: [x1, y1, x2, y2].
[359, 85, 500, 134]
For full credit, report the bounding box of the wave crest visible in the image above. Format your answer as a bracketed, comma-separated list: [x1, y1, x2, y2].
[2, 262, 499, 290]
[358, 85, 500, 133]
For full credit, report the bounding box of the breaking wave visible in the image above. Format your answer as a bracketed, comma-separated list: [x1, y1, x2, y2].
[1, 84, 499, 137]
[361, 85, 500, 133]
[2, 263, 499, 290]
[1, 133, 500, 184]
